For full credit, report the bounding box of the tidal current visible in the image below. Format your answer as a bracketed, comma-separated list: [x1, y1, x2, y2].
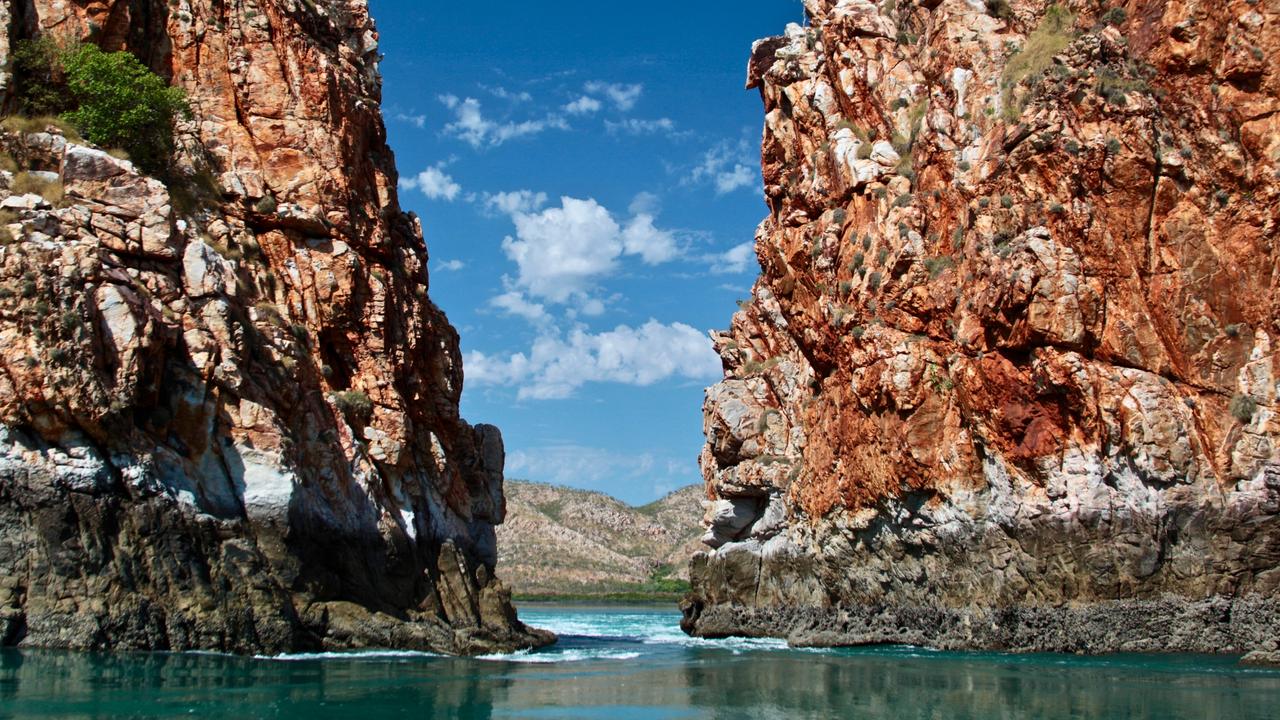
[2, 604, 1277, 718]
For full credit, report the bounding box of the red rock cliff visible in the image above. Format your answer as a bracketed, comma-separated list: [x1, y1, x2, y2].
[684, 0, 1280, 660]
[0, 0, 550, 654]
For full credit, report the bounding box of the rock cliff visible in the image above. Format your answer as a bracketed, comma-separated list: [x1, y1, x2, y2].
[0, 0, 550, 654]
[684, 0, 1280, 660]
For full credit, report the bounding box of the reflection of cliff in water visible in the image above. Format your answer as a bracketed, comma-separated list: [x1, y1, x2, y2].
[680, 648, 1275, 719]
[3, 643, 1279, 719]
[0, 650, 505, 720]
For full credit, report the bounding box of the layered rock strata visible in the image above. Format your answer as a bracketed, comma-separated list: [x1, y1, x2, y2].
[0, 0, 550, 654]
[685, 0, 1280, 661]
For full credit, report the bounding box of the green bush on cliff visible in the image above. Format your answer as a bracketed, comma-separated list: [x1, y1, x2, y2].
[6, 39, 188, 175]
[60, 44, 189, 175]
[1001, 5, 1077, 121]
[9, 38, 75, 117]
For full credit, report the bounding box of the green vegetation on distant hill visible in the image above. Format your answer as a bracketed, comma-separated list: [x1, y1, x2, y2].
[7, 38, 189, 174]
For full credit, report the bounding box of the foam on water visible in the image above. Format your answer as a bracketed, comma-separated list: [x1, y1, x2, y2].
[254, 650, 443, 662]
[519, 608, 792, 656]
[478, 648, 644, 664]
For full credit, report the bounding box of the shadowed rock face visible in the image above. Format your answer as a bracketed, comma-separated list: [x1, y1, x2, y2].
[0, 0, 551, 654]
[685, 0, 1280, 661]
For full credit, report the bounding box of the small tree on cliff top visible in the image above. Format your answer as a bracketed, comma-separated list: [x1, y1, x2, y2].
[60, 43, 190, 174]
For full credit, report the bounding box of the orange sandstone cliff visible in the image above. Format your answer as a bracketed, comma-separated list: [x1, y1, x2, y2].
[684, 0, 1280, 660]
[0, 0, 550, 654]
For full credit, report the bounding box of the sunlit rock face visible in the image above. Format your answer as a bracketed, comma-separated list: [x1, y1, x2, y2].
[684, 0, 1280, 660]
[0, 0, 550, 655]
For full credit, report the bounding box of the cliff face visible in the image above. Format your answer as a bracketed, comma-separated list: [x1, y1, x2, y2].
[684, 0, 1280, 658]
[0, 0, 550, 654]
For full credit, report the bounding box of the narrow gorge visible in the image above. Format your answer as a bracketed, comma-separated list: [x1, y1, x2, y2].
[0, 0, 550, 655]
[684, 0, 1280, 661]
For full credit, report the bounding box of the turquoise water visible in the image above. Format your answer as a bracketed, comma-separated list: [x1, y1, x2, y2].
[2, 605, 1278, 719]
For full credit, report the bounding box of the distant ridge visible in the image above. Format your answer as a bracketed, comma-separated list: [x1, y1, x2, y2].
[497, 481, 704, 600]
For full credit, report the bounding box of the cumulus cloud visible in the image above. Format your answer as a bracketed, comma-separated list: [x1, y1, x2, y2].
[564, 96, 603, 115]
[604, 117, 677, 135]
[439, 94, 568, 148]
[621, 213, 678, 264]
[465, 320, 720, 400]
[707, 241, 756, 274]
[689, 142, 758, 194]
[502, 197, 623, 304]
[399, 163, 462, 201]
[498, 196, 681, 305]
[435, 259, 466, 272]
[489, 290, 549, 323]
[583, 81, 644, 111]
[483, 189, 548, 216]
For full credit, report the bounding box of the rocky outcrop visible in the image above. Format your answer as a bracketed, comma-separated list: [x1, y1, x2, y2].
[0, 1, 551, 654]
[684, 0, 1280, 657]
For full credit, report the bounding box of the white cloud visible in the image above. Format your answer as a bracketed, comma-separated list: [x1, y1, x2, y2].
[484, 85, 533, 103]
[604, 117, 677, 135]
[439, 94, 568, 148]
[489, 290, 549, 323]
[707, 241, 756, 274]
[436, 259, 466, 272]
[584, 81, 644, 111]
[628, 192, 660, 216]
[564, 96, 603, 115]
[393, 111, 427, 129]
[714, 164, 755, 194]
[499, 196, 681, 305]
[621, 213, 678, 264]
[465, 320, 720, 400]
[483, 189, 548, 216]
[503, 197, 623, 304]
[399, 163, 461, 201]
[689, 142, 758, 195]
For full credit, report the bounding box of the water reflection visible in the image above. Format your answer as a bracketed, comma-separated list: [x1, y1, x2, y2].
[2, 631, 1278, 719]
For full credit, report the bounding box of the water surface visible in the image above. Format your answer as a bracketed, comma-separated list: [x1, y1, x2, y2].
[2, 604, 1277, 719]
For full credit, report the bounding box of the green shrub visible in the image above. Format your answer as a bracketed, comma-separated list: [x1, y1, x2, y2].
[1229, 394, 1257, 423]
[333, 390, 374, 423]
[985, 0, 1014, 20]
[1100, 7, 1126, 26]
[60, 43, 189, 174]
[1001, 5, 1076, 120]
[924, 255, 955, 278]
[9, 38, 74, 116]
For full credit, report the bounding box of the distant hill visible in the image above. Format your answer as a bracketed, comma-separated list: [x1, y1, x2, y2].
[496, 481, 705, 600]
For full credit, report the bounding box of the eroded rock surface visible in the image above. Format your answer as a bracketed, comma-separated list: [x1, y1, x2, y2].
[685, 0, 1280, 656]
[0, 0, 551, 654]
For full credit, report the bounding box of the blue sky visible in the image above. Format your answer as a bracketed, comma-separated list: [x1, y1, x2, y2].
[369, 0, 804, 504]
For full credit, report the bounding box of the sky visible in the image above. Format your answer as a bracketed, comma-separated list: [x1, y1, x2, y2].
[369, 0, 805, 504]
